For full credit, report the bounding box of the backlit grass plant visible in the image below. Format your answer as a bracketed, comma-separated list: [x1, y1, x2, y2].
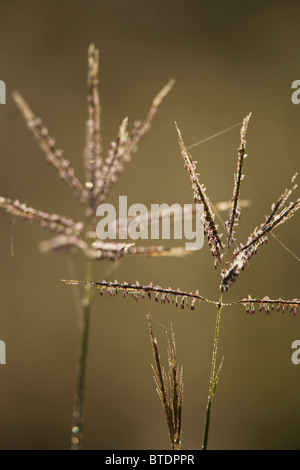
[1, 44, 299, 450]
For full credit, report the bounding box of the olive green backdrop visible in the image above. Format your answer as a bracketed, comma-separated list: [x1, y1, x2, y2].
[0, 0, 299, 450]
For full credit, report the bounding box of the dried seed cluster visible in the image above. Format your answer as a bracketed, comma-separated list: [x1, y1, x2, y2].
[239, 295, 300, 315]
[147, 313, 183, 450]
[63, 279, 205, 310]
[175, 123, 224, 266]
[2, 45, 176, 263]
[0, 197, 83, 236]
[225, 113, 251, 247]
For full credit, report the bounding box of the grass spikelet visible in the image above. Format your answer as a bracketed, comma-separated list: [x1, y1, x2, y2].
[225, 113, 251, 247]
[147, 311, 183, 450]
[175, 122, 224, 266]
[12, 91, 88, 204]
[84, 43, 102, 212]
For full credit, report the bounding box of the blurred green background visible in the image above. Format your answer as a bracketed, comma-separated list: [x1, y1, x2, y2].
[0, 0, 299, 450]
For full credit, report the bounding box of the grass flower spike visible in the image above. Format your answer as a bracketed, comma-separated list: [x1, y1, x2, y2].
[1, 43, 299, 451]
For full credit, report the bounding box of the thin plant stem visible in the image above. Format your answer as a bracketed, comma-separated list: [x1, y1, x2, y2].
[71, 255, 93, 450]
[202, 399, 212, 451]
[202, 293, 224, 450]
[70, 252, 122, 450]
[67, 256, 83, 324]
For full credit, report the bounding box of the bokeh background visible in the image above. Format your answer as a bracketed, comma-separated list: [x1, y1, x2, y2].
[0, 0, 299, 450]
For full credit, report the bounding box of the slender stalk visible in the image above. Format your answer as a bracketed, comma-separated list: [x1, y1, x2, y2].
[70, 251, 122, 450]
[202, 294, 223, 450]
[71, 255, 93, 450]
[202, 399, 212, 451]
